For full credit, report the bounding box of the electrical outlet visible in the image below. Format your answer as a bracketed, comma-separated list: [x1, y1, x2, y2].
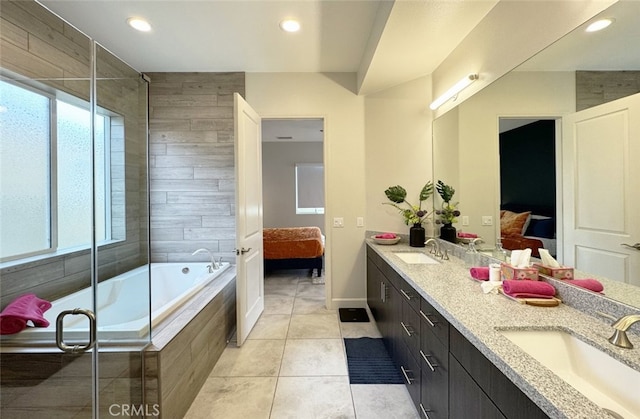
[482, 216, 493, 226]
[356, 217, 364, 227]
[462, 216, 469, 226]
[333, 217, 344, 228]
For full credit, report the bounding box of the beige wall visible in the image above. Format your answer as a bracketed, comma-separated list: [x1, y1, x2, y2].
[364, 75, 434, 237]
[246, 72, 366, 308]
[262, 141, 324, 231]
[450, 71, 575, 243]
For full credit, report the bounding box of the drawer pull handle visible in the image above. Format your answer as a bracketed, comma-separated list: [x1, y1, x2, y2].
[400, 366, 414, 384]
[420, 309, 437, 327]
[380, 281, 387, 303]
[419, 403, 432, 419]
[400, 288, 413, 300]
[401, 321, 414, 337]
[420, 350, 437, 371]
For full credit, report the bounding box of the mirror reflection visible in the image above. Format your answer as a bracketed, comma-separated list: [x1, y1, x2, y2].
[433, 0, 640, 307]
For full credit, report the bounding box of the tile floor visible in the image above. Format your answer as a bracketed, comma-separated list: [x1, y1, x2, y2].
[185, 270, 420, 419]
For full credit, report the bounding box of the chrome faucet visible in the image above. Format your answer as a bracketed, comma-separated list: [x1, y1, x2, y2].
[424, 238, 442, 258]
[608, 314, 640, 349]
[192, 248, 220, 272]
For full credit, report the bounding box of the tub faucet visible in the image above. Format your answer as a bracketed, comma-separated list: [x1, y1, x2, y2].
[192, 248, 220, 272]
[424, 238, 442, 258]
[608, 314, 640, 349]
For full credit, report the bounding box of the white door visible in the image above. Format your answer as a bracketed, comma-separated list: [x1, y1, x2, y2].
[234, 93, 264, 346]
[562, 93, 640, 286]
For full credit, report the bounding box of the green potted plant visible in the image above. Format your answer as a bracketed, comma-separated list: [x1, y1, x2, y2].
[383, 182, 433, 247]
[434, 180, 460, 243]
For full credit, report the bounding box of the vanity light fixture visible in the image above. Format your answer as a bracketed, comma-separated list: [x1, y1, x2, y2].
[127, 17, 152, 32]
[585, 18, 614, 33]
[429, 73, 479, 110]
[279, 19, 301, 33]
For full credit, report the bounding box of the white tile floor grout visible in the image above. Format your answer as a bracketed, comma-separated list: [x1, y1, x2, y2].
[185, 270, 419, 419]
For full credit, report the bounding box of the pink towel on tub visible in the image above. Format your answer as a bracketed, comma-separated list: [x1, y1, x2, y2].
[0, 294, 52, 335]
[469, 267, 490, 281]
[565, 279, 604, 293]
[375, 233, 397, 239]
[502, 280, 556, 299]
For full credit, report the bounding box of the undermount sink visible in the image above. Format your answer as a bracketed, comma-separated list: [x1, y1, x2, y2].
[393, 252, 439, 264]
[499, 328, 640, 419]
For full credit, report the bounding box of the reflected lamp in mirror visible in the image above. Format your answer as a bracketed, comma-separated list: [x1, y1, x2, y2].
[430, 73, 479, 110]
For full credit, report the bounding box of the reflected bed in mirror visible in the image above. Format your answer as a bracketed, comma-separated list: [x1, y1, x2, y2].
[432, 0, 640, 309]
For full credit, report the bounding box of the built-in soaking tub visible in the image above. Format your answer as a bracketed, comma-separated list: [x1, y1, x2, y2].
[0, 262, 232, 345]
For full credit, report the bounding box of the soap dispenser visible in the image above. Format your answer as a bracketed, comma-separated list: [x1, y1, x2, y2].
[464, 241, 480, 268]
[492, 238, 508, 261]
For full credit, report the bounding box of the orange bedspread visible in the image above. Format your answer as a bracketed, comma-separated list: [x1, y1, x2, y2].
[263, 227, 324, 260]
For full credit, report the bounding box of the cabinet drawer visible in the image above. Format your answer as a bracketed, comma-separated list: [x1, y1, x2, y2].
[419, 298, 449, 348]
[400, 299, 421, 355]
[398, 344, 421, 411]
[398, 281, 421, 312]
[419, 330, 448, 419]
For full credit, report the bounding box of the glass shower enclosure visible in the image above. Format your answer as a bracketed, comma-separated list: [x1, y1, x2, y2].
[0, 1, 150, 417]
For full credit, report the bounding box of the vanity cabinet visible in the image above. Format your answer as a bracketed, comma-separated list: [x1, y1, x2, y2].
[366, 247, 549, 419]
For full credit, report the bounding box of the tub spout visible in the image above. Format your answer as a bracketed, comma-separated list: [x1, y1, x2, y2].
[192, 248, 220, 272]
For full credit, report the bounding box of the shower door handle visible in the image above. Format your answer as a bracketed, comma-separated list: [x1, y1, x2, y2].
[56, 308, 97, 353]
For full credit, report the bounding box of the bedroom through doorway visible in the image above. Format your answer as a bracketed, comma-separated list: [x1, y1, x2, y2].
[261, 118, 327, 290]
[498, 118, 559, 258]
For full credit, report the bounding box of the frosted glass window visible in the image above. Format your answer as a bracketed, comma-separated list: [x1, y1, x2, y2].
[0, 81, 51, 257]
[0, 81, 113, 261]
[57, 101, 109, 248]
[295, 163, 324, 214]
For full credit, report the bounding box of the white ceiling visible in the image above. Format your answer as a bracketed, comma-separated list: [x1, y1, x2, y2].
[38, 0, 497, 95]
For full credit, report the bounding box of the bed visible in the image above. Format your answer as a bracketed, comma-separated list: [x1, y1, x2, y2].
[500, 207, 557, 258]
[263, 227, 324, 276]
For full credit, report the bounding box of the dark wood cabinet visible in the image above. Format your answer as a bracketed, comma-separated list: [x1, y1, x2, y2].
[366, 246, 550, 419]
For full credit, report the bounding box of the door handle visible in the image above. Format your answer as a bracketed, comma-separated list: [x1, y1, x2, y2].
[56, 308, 96, 353]
[236, 247, 252, 255]
[621, 243, 640, 251]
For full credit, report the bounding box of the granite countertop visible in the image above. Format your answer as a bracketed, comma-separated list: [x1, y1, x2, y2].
[366, 239, 640, 419]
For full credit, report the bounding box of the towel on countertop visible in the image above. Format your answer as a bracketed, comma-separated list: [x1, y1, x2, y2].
[469, 267, 490, 281]
[375, 233, 397, 239]
[0, 294, 52, 335]
[458, 232, 478, 238]
[565, 279, 604, 293]
[502, 280, 556, 299]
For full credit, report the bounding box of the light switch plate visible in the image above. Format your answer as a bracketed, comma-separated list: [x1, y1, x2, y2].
[462, 216, 469, 226]
[356, 217, 364, 227]
[482, 216, 493, 226]
[333, 217, 344, 228]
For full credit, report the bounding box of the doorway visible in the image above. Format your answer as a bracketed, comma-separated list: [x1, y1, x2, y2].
[498, 118, 559, 257]
[261, 118, 327, 284]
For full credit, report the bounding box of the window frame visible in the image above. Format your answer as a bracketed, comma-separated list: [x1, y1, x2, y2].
[294, 163, 325, 215]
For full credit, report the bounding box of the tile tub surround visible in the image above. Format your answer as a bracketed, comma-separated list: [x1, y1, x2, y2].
[144, 266, 236, 419]
[367, 240, 640, 419]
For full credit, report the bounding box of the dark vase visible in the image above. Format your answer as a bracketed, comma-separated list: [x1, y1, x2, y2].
[440, 223, 457, 243]
[409, 224, 426, 247]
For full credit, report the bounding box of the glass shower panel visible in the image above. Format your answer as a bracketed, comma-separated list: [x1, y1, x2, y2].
[94, 43, 150, 416]
[0, 0, 95, 417]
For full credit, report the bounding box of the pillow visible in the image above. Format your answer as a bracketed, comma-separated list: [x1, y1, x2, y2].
[525, 218, 555, 239]
[500, 210, 531, 237]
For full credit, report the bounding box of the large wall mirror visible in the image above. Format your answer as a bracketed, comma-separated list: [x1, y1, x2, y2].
[433, 0, 640, 309]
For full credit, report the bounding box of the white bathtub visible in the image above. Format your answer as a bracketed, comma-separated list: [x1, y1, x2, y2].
[1, 262, 232, 345]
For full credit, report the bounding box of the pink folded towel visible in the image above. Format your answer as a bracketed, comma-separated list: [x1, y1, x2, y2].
[502, 280, 556, 299]
[470, 267, 490, 281]
[375, 233, 397, 239]
[0, 294, 52, 335]
[566, 279, 604, 293]
[458, 232, 478, 238]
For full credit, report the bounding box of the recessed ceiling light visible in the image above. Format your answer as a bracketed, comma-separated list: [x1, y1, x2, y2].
[127, 17, 152, 32]
[279, 19, 301, 33]
[585, 18, 614, 33]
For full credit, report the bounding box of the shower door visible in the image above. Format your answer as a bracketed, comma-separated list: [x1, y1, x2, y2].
[0, 2, 150, 417]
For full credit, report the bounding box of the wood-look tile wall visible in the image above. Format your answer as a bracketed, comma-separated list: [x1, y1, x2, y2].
[576, 70, 640, 111]
[147, 72, 245, 263]
[0, 0, 149, 308]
